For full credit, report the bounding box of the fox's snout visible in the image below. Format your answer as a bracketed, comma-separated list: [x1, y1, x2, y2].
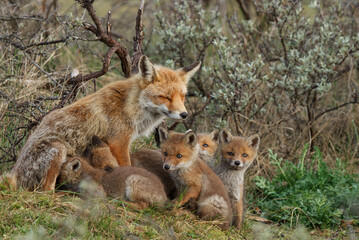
[163, 162, 176, 171]
[163, 163, 171, 170]
[228, 159, 245, 169]
[179, 112, 188, 119]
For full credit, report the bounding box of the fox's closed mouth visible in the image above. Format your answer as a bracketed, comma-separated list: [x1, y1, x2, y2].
[161, 110, 169, 116]
[163, 168, 174, 172]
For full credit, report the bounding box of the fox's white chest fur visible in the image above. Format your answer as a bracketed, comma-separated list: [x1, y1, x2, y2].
[215, 163, 247, 201]
[131, 111, 165, 143]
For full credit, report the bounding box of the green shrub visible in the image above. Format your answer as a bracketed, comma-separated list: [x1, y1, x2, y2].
[252, 145, 359, 229]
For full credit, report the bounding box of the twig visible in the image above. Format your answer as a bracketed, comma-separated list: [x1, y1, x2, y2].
[77, 0, 132, 77]
[131, 0, 146, 73]
[11, 37, 69, 51]
[67, 45, 119, 84]
[0, 14, 47, 21]
[314, 98, 359, 121]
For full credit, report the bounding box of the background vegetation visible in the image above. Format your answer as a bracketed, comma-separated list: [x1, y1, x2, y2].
[0, 0, 358, 238]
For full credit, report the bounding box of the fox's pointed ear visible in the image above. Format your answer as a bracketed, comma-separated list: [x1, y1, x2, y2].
[246, 134, 260, 151]
[67, 158, 82, 172]
[177, 61, 201, 83]
[139, 56, 157, 84]
[209, 129, 220, 143]
[183, 130, 197, 148]
[158, 127, 170, 144]
[220, 128, 233, 144]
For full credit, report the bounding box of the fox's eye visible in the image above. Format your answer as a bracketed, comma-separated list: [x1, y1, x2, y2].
[203, 144, 209, 148]
[227, 152, 234, 156]
[176, 154, 182, 159]
[164, 152, 168, 156]
[242, 153, 248, 157]
[159, 95, 171, 101]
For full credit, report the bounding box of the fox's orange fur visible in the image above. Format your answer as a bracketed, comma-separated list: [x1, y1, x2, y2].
[57, 156, 168, 209]
[81, 136, 178, 199]
[130, 149, 178, 199]
[83, 136, 119, 172]
[10, 56, 200, 191]
[130, 131, 220, 199]
[158, 127, 232, 229]
[197, 130, 220, 168]
[215, 128, 260, 230]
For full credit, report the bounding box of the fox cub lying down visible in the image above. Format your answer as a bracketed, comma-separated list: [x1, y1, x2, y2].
[158, 127, 232, 229]
[57, 138, 167, 209]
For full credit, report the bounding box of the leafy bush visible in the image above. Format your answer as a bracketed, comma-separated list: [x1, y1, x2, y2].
[252, 145, 359, 228]
[151, 0, 359, 166]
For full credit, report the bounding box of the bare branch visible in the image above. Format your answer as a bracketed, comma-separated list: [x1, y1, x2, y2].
[67, 45, 119, 84]
[107, 11, 112, 35]
[314, 98, 359, 121]
[131, 0, 146, 73]
[76, 0, 132, 77]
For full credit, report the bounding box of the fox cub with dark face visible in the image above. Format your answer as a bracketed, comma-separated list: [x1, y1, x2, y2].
[158, 127, 232, 229]
[11, 56, 200, 191]
[58, 138, 168, 209]
[215, 128, 260, 230]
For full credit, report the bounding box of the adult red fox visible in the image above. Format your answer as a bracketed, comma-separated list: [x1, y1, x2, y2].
[215, 128, 260, 230]
[158, 127, 232, 229]
[10, 56, 200, 191]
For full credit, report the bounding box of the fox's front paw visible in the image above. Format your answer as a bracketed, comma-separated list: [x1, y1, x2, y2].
[188, 198, 197, 212]
[170, 198, 182, 208]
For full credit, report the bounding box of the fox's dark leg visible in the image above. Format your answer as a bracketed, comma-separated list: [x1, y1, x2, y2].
[42, 142, 67, 191]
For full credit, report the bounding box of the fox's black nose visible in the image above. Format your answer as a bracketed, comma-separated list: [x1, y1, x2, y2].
[163, 164, 171, 170]
[180, 112, 188, 119]
[234, 161, 241, 166]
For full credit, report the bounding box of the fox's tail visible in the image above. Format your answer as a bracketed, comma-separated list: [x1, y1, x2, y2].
[197, 195, 231, 229]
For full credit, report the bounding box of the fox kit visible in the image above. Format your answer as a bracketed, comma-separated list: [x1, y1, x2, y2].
[131, 149, 178, 199]
[215, 128, 260, 230]
[158, 127, 232, 229]
[130, 131, 220, 199]
[58, 156, 168, 209]
[82, 136, 178, 199]
[83, 136, 119, 172]
[10, 56, 200, 191]
[197, 130, 219, 168]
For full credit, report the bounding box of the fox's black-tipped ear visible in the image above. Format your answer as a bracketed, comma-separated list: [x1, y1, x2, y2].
[104, 166, 113, 172]
[82, 146, 93, 160]
[178, 61, 201, 83]
[246, 134, 260, 151]
[220, 128, 233, 144]
[91, 135, 107, 148]
[139, 56, 157, 84]
[210, 129, 220, 143]
[158, 127, 170, 144]
[67, 158, 82, 172]
[183, 131, 197, 148]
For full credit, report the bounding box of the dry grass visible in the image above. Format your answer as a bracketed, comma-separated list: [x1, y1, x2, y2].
[1, 182, 356, 239]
